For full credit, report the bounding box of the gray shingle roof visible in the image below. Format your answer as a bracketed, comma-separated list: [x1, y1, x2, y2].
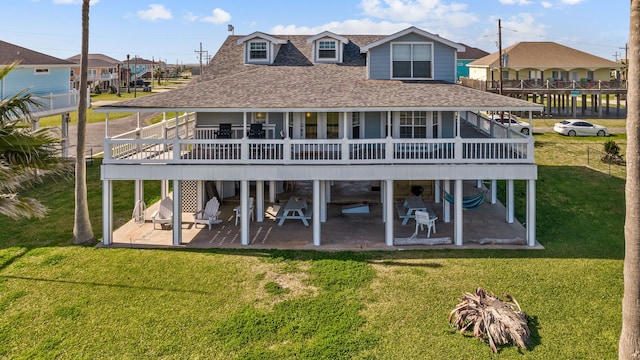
[67, 54, 121, 67]
[98, 32, 541, 112]
[0, 40, 73, 66]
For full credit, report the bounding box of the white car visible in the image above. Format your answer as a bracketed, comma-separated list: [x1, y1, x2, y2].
[490, 114, 531, 135]
[553, 119, 608, 137]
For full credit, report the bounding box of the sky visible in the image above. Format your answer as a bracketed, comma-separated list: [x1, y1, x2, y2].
[1, 0, 630, 65]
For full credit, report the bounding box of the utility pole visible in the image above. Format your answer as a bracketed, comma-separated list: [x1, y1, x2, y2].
[195, 42, 205, 76]
[498, 19, 505, 123]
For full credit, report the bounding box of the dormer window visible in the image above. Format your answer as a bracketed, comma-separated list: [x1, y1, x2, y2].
[318, 41, 337, 60]
[249, 41, 268, 60]
[391, 43, 432, 79]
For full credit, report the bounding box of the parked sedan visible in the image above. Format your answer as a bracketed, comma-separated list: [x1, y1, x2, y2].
[490, 114, 531, 135]
[553, 119, 608, 137]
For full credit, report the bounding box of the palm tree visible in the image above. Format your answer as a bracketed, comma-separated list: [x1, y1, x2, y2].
[0, 63, 72, 219]
[73, 0, 94, 244]
[619, 1, 640, 357]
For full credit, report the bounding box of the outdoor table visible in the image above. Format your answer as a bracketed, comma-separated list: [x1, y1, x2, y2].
[277, 197, 310, 226]
[401, 196, 428, 225]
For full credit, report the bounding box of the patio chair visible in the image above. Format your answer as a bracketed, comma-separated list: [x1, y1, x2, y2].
[412, 210, 437, 238]
[151, 197, 173, 229]
[233, 197, 254, 225]
[248, 123, 266, 139]
[217, 123, 233, 139]
[193, 197, 222, 230]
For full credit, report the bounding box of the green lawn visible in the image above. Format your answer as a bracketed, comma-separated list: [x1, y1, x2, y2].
[0, 133, 625, 358]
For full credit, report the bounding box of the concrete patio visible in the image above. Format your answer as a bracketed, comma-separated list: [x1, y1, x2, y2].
[102, 180, 542, 251]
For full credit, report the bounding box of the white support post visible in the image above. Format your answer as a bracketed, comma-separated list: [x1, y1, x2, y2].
[242, 112, 248, 138]
[381, 181, 386, 221]
[386, 111, 392, 138]
[320, 180, 327, 223]
[313, 180, 321, 246]
[136, 112, 141, 130]
[241, 180, 250, 245]
[269, 180, 276, 203]
[491, 179, 497, 204]
[476, 179, 482, 188]
[102, 180, 113, 245]
[105, 113, 110, 137]
[507, 179, 514, 223]
[61, 113, 70, 158]
[172, 180, 182, 246]
[434, 180, 441, 203]
[325, 180, 331, 204]
[196, 181, 204, 212]
[161, 180, 169, 199]
[284, 112, 290, 139]
[454, 179, 463, 246]
[216, 180, 224, 201]
[134, 180, 144, 210]
[343, 111, 349, 139]
[527, 179, 536, 246]
[455, 112, 461, 137]
[256, 180, 264, 222]
[443, 180, 451, 223]
[385, 179, 394, 246]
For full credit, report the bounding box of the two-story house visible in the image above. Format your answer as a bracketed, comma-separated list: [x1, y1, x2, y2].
[67, 53, 120, 92]
[96, 26, 542, 248]
[0, 39, 81, 157]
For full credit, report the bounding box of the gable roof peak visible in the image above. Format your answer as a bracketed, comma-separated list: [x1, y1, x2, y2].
[360, 26, 465, 53]
[306, 31, 349, 44]
[236, 31, 288, 45]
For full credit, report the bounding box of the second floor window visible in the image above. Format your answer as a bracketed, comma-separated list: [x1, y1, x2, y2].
[318, 41, 337, 59]
[392, 43, 432, 79]
[399, 111, 427, 138]
[249, 41, 267, 60]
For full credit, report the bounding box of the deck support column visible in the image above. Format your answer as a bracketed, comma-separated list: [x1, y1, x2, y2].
[454, 179, 463, 246]
[313, 180, 321, 246]
[102, 180, 113, 245]
[506, 179, 514, 224]
[320, 180, 327, 223]
[269, 180, 276, 203]
[61, 113, 70, 158]
[325, 180, 331, 204]
[134, 180, 144, 209]
[256, 180, 264, 222]
[172, 180, 182, 245]
[161, 180, 169, 199]
[443, 180, 451, 223]
[240, 180, 250, 245]
[434, 180, 441, 203]
[491, 179, 497, 204]
[385, 179, 394, 246]
[527, 179, 536, 247]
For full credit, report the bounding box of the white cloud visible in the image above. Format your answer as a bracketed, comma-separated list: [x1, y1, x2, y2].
[476, 12, 549, 51]
[183, 11, 199, 22]
[541, 1, 553, 8]
[499, 0, 532, 4]
[137, 4, 173, 21]
[561, 0, 585, 4]
[202, 8, 231, 25]
[359, 0, 477, 25]
[271, 19, 411, 35]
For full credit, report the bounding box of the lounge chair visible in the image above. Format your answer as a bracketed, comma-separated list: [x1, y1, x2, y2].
[193, 197, 222, 230]
[151, 197, 173, 229]
[412, 210, 437, 238]
[233, 197, 254, 225]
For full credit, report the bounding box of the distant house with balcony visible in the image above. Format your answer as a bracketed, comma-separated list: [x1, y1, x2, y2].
[462, 42, 624, 117]
[456, 43, 489, 80]
[96, 26, 542, 248]
[120, 56, 163, 86]
[67, 53, 120, 92]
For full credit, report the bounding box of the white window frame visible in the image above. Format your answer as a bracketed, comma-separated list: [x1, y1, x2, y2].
[398, 111, 428, 138]
[248, 40, 269, 62]
[317, 40, 338, 61]
[390, 42, 433, 80]
[34, 68, 50, 75]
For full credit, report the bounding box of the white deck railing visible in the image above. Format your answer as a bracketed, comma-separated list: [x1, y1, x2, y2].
[103, 111, 533, 165]
[31, 91, 83, 117]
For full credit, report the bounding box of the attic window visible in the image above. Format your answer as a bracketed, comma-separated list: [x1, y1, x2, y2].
[34, 68, 50, 75]
[249, 41, 268, 60]
[318, 40, 337, 59]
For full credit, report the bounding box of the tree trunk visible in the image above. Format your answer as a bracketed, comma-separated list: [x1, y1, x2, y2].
[73, 0, 94, 244]
[620, 1, 640, 358]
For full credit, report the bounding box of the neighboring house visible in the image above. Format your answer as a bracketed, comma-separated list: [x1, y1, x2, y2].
[0, 39, 77, 119]
[120, 56, 160, 84]
[67, 53, 120, 91]
[96, 26, 542, 248]
[463, 42, 625, 117]
[456, 44, 489, 80]
[0, 40, 81, 157]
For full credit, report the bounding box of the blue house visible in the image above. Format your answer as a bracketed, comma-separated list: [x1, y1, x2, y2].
[97, 26, 542, 248]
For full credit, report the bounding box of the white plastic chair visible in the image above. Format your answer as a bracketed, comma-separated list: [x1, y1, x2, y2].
[150, 197, 173, 229]
[412, 210, 437, 238]
[193, 197, 222, 230]
[233, 197, 254, 225]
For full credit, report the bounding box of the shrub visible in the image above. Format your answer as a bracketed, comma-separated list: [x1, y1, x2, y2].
[601, 140, 625, 165]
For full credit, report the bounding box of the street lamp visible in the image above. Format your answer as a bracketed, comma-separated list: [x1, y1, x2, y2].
[126, 54, 130, 94]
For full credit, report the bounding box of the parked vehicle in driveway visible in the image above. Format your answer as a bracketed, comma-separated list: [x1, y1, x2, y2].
[553, 119, 608, 137]
[490, 114, 531, 135]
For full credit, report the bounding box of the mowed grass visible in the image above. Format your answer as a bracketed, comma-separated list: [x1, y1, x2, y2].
[0, 132, 626, 358]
